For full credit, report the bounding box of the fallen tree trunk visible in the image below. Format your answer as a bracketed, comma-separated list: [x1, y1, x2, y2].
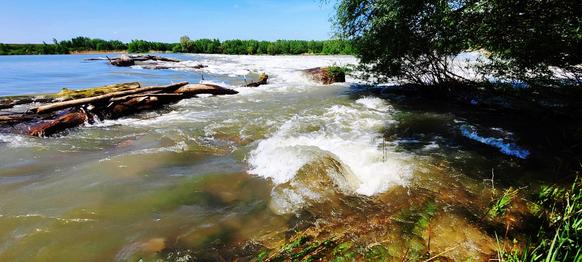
[0, 97, 45, 110]
[2, 81, 239, 137]
[131, 55, 180, 63]
[107, 96, 173, 119]
[31, 82, 188, 114]
[109, 93, 183, 102]
[27, 110, 88, 137]
[108, 55, 134, 66]
[0, 113, 39, 124]
[106, 55, 181, 67]
[174, 84, 239, 96]
[55, 82, 141, 101]
[84, 57, 110, 61]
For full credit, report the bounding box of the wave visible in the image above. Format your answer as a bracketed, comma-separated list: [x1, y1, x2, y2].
[0, 133, 40, 148]
[249, 97, 412, 204]
[460, 124, 530, 159]
[186, 54, 358, 86]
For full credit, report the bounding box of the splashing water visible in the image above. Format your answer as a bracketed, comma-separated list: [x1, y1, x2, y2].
[460, 124, 530, 159]
[249, 96, 412, 197]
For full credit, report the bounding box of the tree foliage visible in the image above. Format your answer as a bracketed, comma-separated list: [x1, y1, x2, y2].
[0, 36, 354, 56]
[177, 35, 353, 55]
[126, 40, 175, 53]
[0, 37, 129, 55]
[333, 0, 582, 86]
[465, 0, 582, 85]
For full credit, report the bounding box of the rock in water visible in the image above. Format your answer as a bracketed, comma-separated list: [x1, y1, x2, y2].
[303, 67, 346, 85]
[269, 155, 360, 214]
[246, 73, 269, 87]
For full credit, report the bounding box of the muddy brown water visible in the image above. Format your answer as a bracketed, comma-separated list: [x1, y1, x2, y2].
[0, 54, 578, 261]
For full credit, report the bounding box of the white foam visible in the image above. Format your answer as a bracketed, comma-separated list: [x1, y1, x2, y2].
[356, 96, 394, 112]
[249, 97, 411, 196]
[460, 124, 530, 159]
[0, 133, 40, 148]
[125, 141, 188, 156]
[188, 54, 358, 86]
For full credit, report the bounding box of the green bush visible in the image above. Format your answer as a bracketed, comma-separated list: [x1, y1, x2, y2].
[332, 0, 582, 86]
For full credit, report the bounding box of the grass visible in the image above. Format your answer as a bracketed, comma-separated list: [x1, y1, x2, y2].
[488, 188, 519, 218]
[495, 177, 582, 261]
[325, 65, 351, 80]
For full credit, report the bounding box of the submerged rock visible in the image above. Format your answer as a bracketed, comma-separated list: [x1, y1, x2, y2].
[269, 155, 360, 214]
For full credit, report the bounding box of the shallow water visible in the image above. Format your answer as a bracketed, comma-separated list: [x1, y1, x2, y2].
[0, 54, 572, 261]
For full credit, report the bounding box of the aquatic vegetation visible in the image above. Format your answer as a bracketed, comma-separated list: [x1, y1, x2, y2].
[495, 178, 582, 261]
[326, 66, 350, 82]
[488, 188, 519, 218]
[257, 235, 340, 262]
[1, 52, 579, 261]
[54, 82, 141, 100]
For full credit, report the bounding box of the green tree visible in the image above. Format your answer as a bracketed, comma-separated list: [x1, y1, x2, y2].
[464, 0, 582, 84]
[180, 35, 193, 52]
[333, 0, 582, 86]
[334, 0, 469, 85]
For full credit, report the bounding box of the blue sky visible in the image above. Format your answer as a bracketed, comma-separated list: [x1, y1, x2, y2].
[0, 0, 336, 43]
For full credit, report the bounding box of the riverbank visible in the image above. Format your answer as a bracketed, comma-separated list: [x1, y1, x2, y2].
[69, 50, 127, 55]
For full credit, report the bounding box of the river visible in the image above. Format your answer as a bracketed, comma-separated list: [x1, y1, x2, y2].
[0, 54, 573, 261]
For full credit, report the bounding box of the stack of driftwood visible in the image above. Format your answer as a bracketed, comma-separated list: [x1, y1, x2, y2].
[86, 55, 181, 67]
[0, 82, 238, 137]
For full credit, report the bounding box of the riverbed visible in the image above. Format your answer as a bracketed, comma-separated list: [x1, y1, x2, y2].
[0, 54, 573, 261]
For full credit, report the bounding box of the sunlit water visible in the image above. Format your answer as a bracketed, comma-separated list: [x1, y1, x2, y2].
[0, 54, 562, 261]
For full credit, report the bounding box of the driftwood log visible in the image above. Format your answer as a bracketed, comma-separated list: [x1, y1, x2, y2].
[31, 82, 188, 114]
[0, 113, 38, 124]
[0, 98, 33, 110]
[175, 84, 239, 96]
[27, 110, 88, 137]
[104, 55, 181, 67]
[56, 82, 141, 101]
[88, 55, 209, 72]
[1, 81, 239, 137]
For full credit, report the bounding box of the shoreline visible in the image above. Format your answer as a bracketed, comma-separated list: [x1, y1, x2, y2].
[0, 52, 354, 57]
[68, 50, 127, 55]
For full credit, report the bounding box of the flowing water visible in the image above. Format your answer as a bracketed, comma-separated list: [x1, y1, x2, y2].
[0, 54, 577, 261]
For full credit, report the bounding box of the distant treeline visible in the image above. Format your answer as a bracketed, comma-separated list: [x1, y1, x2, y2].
[177, 36, 353, 55]
[0, 37, 129, 55]
[0, 36, 354, 55]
